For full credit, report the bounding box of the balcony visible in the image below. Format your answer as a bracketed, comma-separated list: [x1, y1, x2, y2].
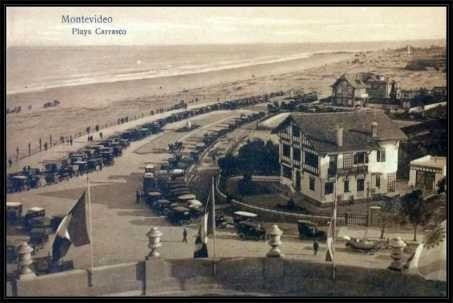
[281, 155, 291, 164]
[303, 164, 319, 176]
[280, 133, 291, 141]
[327, 168, 337, 178]
[337, 165, 368, 176]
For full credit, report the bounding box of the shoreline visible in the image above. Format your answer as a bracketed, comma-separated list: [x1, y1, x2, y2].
[6, 51, 352, 110]
[6, 51, 354, 96]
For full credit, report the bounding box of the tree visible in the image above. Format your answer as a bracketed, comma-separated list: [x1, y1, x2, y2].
[400, 189, 434, 241]
[238, 173, 254, 196]
[377, 196, 402, 239]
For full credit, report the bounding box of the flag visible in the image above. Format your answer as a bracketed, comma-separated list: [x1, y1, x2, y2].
[326, 198, 337, 263]
[52, 191, 90, 262]
[200, 212, 209, 244]
[406, 220, 446, 281]
[325, 219, 334, 262]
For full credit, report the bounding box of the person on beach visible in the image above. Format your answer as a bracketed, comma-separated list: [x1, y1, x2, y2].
[8, 158, 12, 168]
[183, 228, 188, 243]
[313, 239, 319, 256]
[136, 189, 141, 204]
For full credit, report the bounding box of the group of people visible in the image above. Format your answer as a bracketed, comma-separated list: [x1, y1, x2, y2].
[182, 227, 208, 258]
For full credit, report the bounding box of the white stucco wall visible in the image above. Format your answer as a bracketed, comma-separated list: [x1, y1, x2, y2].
[368, 141, 399, 174]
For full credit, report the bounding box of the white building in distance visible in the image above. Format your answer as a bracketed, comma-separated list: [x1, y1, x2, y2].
[408, 155, 446, 193]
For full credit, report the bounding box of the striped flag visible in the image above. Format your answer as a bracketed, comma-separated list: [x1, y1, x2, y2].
[200, 212, 209, 245]
[51, 191, 90, 262]
[325, 219, 334, 262]
[325, 200, 337, 263]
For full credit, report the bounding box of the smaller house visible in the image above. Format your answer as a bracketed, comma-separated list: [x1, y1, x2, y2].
[408, 155, 446, 193]
[331, 73, 399, 107]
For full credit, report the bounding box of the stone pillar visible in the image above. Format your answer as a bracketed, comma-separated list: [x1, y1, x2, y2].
[267, 225, 284, 258]
[388, 237, 407, 271]
[146, 227, 162, 259]
[17, 242, 36, 280]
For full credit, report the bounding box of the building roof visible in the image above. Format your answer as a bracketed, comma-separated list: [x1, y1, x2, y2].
[331, 72, 388, 89]
[410, 155, 446, 170]
[274, 110, 407, 153]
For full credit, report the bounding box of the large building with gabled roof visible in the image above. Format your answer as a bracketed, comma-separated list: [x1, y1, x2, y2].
[273, 110, 407, 205]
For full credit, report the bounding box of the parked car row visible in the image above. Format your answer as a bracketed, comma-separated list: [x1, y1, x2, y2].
[7, 91, 279, 194]
[6, 202, 64, 260]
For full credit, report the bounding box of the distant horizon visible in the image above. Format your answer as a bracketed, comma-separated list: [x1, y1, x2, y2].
[6, 38, 447, 48]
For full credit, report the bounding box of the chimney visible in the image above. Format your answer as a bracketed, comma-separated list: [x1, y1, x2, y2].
[336, 126, 343, 147]
[371, 121, 378, 138]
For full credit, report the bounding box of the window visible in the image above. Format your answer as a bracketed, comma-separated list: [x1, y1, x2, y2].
[282, 166, 292, 179]
[344, 180, 350, 192]
[283, 144, 291, 157]
[387, 173, 396, 192]
[304, 151, 318, 168]
[377, 149, 386, 162]
[343, 153, 353, 168]
[376, 175, 381, 188]
[309, 177, 315, 191]
[292, 125, 300, 137]
[325, 182, 334, 195]
[357, 179, 365, 192]
[354, 152, 368, 165]
[293, 148, 301, 162]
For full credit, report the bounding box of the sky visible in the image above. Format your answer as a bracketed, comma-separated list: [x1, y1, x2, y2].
[7, 7, 447, 46]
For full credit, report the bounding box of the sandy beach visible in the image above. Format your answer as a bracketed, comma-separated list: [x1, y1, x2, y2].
[6, 48, 446, 160]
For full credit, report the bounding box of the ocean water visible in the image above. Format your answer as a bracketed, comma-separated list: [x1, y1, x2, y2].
[6, 40, 442, 95]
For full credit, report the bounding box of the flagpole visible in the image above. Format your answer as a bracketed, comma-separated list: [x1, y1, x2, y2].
[87, 175, 94, 272]
[211, 175, 216, 275]
[332, 182, 337, 281]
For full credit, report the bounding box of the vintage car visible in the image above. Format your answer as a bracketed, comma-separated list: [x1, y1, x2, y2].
[178, 194, 197, 204]
[297, 220, 327, 241]
[7, 202, 23, 224]
[345, 237, 387, 253]
[87, 158, 103, 172]
[216, 215, 235, 229]
[236, 221, 266, 241]
[26, 216, 52, 233]
[167, 206, 192, 225]
[146, 191, 162, 206]
[24, 207, 46, 229]
[8, 175, 28, 192]
[233, 211, 258, 225]
[73, 161, 88, 175]
[152, 199, 171, 215]
[143, 173, 157, 194]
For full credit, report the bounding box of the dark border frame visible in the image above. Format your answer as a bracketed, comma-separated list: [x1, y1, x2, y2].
[1, 1, 451, 302]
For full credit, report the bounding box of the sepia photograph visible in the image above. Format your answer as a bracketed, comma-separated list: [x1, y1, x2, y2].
[4, 4, 448, 298]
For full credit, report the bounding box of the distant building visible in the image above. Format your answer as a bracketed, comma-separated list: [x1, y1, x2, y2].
[408, 155, 446, 193]
[331, 73, 399, 107]
[274, 111, 407, 205]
